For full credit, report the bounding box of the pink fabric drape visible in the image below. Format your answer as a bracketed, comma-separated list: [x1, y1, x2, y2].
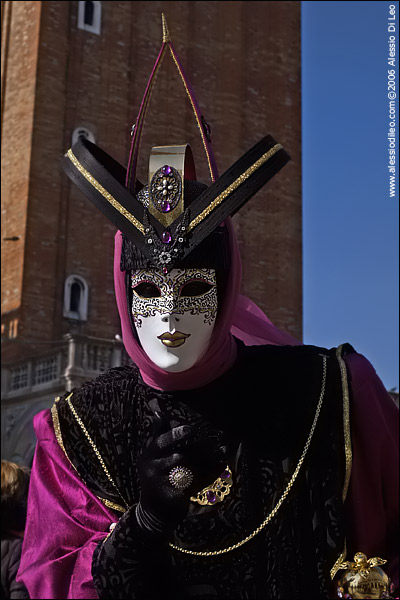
[344, 353, 399, 585]
[17, 410, 115, 600]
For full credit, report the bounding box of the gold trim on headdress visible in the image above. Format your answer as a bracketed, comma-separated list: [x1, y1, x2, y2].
[162, 13, 171, 43]
[66, 149, 145, 235]
[187, 143, 282, 232]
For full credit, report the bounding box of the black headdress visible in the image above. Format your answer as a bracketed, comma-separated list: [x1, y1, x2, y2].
[61, 16, 290, 273]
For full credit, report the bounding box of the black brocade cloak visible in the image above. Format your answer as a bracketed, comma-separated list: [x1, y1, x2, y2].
[53, 341, 352, 599]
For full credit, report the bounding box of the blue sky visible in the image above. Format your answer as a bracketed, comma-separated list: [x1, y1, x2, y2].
[302, 1, 399, 390]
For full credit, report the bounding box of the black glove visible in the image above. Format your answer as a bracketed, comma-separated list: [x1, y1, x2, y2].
[92, 504, 174, 600]
[93, 415, 226, 599]
[135, 412, 226, 539]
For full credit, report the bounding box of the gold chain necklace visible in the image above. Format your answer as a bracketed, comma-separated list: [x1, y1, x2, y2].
[170, 355, 327, 556]
[65, 355, 327, 557]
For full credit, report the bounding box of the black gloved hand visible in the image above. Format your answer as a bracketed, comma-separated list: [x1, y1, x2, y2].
[135, 412, 226, 539]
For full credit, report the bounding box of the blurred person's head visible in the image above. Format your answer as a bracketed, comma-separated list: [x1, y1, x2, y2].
[1, 460, 30, 536]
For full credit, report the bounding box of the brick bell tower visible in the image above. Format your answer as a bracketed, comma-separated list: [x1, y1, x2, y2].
[1, 1, 301, 465]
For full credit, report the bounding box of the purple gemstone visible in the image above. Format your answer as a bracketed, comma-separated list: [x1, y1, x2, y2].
[161, 201, 171, 213]
[162, 267, 168, 275]
[206, 490, 217, 504]
[220, 470, 231, 480]
[161, 165, 172, 176]
[162, 231, 172, 244]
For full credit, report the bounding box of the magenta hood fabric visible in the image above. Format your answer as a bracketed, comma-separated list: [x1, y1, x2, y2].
[17, 410, 116, 599]
[114, 220, 300, 391]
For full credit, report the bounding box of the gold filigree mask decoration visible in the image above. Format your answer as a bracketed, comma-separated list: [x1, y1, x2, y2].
[131, 268, 218, 373]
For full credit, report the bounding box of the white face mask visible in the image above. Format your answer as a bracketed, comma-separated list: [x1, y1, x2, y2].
[131, 268, 218, 372]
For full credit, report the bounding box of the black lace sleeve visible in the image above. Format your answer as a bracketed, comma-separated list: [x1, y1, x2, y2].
[91, 506, 175, 600]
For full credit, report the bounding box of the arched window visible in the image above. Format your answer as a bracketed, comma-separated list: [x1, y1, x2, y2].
[84, 1, 94, 26]
[70, 282, 81, 312]
[63, 275, 89, 321]
[77, 1, 101, 35]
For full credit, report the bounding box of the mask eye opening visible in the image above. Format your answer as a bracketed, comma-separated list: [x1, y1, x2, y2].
[179, 279, 216, 298]
[132, 280, 162, 299]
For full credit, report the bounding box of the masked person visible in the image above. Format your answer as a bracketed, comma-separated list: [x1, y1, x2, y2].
[18, 16, 398, 600]
[1, 461, 30, 600]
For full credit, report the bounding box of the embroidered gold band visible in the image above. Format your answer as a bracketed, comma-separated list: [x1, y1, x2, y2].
[187, 143, 283, 232]
[336, 345, 352, 502]
[51, 403, 69, 460]
[66, 149, 145, 235]
[52, 399, 127, 513]
[329, 346, 353, 580]
[67, 144, 283, 239]
[98, 497, 126, 513]
[65, 393, 129, 510]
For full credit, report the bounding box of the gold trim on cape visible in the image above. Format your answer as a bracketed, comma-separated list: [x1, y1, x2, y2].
[97, 497, 126, 513]
[51, 402, 77, 473]
[51, 398, 127, 514]
[330, 345, 353, 580]
[65, 393, 129, 510]
[336, 344, 352, 502]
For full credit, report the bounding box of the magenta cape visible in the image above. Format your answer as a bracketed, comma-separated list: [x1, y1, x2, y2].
[17, 354, 399, 599]
[17, 410, 116, 599]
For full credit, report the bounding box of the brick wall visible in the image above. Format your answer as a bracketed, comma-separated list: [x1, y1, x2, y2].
[1, 1, 42, 358]
[1, 0, 301, 364]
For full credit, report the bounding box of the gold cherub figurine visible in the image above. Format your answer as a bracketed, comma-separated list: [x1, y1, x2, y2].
[336, 552, 395, 599]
